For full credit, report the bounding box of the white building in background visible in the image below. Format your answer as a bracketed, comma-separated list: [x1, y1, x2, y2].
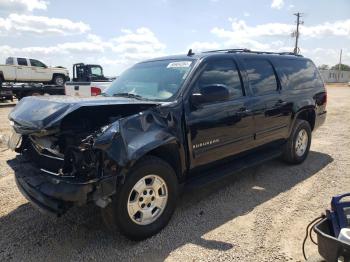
[319, 69, 350, 83]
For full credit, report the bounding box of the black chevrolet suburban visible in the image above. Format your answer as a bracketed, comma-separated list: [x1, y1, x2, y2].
[8, 49, 327, 240]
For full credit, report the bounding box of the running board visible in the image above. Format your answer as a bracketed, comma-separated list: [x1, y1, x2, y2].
[185, 147, 283, 189]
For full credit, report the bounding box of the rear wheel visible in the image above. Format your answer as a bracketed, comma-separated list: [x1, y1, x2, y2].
[102, 156, 178, 240]
[282, 119, 311, 164]
[52, 75, 65, 86]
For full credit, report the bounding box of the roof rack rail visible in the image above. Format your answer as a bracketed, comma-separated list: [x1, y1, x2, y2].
[201, 49, 303, 57]
[202, 48, 251, 53]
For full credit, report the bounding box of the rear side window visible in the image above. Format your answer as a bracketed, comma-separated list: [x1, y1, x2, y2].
[5, 57, 14, 65]
[244, 59, 278, 95]
[196, 59, 243, 99]
[17, 58, 28, 66]
[274, 59, 323, 90]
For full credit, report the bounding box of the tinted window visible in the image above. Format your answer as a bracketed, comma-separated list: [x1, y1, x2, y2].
[30, 59, 46, 68]
[17, 58, 28, 66]
[6, 57, 14, 65]
[244, 59, 278, 95]
[196, 59, 243, 99]
[274, 59, 323, 90]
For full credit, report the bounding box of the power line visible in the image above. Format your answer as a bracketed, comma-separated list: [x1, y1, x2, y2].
[293, 12, 303, 54]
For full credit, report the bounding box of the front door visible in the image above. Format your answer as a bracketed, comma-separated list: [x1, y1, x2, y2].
[29, 59, 51, 81]
[185, 58, 255, 168]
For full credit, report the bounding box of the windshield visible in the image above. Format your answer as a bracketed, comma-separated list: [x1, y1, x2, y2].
[103, 59, 194, 101]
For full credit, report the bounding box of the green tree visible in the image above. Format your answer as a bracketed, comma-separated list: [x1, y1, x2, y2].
[330, 63, 350, 71]
[318, 64, 329, 70]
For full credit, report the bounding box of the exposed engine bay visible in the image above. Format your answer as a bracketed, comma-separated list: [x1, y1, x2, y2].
[17, 104, 157, 181]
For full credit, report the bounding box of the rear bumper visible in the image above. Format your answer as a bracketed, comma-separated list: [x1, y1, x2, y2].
[15, 164, 95, 216]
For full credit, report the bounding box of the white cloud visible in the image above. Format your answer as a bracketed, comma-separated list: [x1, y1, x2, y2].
[288, 4, 295, 10]
[243, 12, 250, 17]
[110, 27, 166, 60]
[305, 48, 350, 66]
[0, 0, 48, 13]
[188, 18, 350, 66]
[211, 18, 350, 43]
[302, 20, 350, 38]
[271, 0, 284, 9]
[189, 41, 220, 52]
[0, 27, 166, 75]
[0, 13, 90, 36]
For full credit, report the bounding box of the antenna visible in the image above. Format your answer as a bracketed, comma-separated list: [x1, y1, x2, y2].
[187, 49, 194, 56]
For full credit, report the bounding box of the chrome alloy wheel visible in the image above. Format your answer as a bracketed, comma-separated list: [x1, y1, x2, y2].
[295, 129, 308, 157]
[127, 174, 168, 225]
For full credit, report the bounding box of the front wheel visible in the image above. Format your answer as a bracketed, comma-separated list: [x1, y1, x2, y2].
[102, 156, 178, 240]
[282, 119, 312, 164]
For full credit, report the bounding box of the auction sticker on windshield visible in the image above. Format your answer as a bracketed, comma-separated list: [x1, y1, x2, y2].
[167, 61, 192, 68]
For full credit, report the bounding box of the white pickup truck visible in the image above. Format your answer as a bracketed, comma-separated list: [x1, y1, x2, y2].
[0, 57, 69, 86]
[65, 63, 114, 97]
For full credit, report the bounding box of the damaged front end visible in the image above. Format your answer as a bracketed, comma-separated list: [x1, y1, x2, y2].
[9, 96, 168, 216]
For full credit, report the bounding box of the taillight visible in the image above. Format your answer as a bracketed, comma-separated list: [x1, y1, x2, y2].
[91, 86, 101, 96]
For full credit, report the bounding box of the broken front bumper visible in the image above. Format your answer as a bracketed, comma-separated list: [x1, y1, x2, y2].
[13, 136, 118, 216]
[15, 164, 95, 216]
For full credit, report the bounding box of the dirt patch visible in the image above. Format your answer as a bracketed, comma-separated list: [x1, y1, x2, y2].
[0, 86, 349, 261]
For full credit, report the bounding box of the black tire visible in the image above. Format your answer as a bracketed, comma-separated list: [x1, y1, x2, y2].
[102, 155, 178, 240]
[282, 119, 312, 164]
[52, 75, 65, 86]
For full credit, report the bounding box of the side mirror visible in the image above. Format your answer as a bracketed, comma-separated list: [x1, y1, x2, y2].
[191, 84, 230, 106]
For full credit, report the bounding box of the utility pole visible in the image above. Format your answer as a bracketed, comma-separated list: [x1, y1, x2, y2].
[338, 49, 342, 81]
[293, 12, 303, 54]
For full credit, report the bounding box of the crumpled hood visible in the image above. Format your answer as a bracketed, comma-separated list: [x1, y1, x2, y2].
[9, 95, 160, 133]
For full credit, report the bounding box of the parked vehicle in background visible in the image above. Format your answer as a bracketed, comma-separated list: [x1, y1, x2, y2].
[65, 63, 114, 97]
[9, 49, 327, 240]
[0, 88, 13, 101]
[0, 57, 69, 86]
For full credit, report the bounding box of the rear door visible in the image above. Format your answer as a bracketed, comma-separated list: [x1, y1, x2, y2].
[185, 58, 255, 168]
[16, 58, 31, 81]
[242, 58, 292, 145]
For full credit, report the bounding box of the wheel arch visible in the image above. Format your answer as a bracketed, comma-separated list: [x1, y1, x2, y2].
[145, 141, 186, 182]
[125, 138, 186, 183]
[51, 73, 66, 82]
[295, 107, 316, 130]
[288, 106, 316, 136]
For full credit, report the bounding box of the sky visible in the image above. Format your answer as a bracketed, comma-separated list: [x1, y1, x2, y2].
[0, 0, 349, 76]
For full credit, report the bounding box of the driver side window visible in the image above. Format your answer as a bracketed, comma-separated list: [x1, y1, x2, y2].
[29, 59, 46, 68]
[195, 59, 243, 99]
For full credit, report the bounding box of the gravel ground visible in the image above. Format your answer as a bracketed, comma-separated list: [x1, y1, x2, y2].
[0, 85, 349, 261]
